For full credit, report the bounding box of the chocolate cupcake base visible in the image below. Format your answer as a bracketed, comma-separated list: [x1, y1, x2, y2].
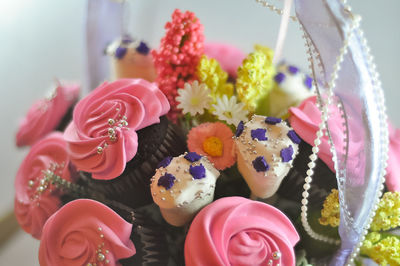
[84, 116, 187, 210]
[277, 140, 338, 209]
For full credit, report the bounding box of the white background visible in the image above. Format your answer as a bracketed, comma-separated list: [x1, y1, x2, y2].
[0, 0, 399, 264]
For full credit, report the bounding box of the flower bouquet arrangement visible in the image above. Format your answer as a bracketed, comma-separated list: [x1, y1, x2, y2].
[13, 1, 398, 265]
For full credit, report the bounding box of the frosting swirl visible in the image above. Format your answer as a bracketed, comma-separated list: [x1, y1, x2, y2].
[184, 197, 299, 266]
[16, 82, 80, 147]
[39, 199, 136, 266]
[14, 132, 72, 239]
[64, 79, 169, 180]
[386, 123, 400, 191]
[289, 96, 364, 185]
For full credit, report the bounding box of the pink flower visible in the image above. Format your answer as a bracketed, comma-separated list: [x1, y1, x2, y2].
[289, 96, 365, 186]
[187, 122, 235, 170]
[39, 199, 135, 266]
[15, 82, 80, 147]
[64, 79, 169, 180]
[185, 197, 300, 266]
[152, 9, 204, 121]
[14, 132, 73, 239]
[204, 42, 246, 78]
[385, 123, 400, 192]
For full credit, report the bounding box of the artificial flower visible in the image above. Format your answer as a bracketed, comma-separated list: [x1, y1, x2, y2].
[319, 189, 340, 227]
[370, 191, 400, 231]
[360, 232, 400, 266]
[152, 9, 204, 121]
[187, 122, 235, 170]
[204, 42, 246, 78]
[176, 81, 212, 116]
[196, 55, 233, 100]
[212, 95, 248, 126]
[319, 190, 400, 231]
[39, 199, 135, 266]
[185, 197, 300, 266]
[236, 45, 275, 112]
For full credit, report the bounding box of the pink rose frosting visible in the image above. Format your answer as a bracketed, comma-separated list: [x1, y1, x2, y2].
[39, 199, 136, 266]
[204, 42, 246, 78]
[14, 132, 72, 239]
[16, 82, 80, 147]
[289, 96, 365, 185]
[184, 197, 299, 266]
[64, 79, 169, 180]
[385, 123, 400, 191]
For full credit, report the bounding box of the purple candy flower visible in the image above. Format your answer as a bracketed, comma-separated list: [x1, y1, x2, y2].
[265, 117, 282, 125]
[157, 173, 176, 190]
[136, 41, 150, 55]
[274, 72, 286, 84]
[252, 156, 269, 172]
[287, 130, 301, 144]
[115, 47, 127, 59]
[184, 152, 202, 162]
[122, 37, 133, 44]
[235, 121, 244, 137]
[288, 65, 299, 74]
[158, 156, 173, 168]
[251, 128, 268, 141]
[304, 75, 313, 89]
[281, 146, 294, 162]
[189, 164, 206, 179]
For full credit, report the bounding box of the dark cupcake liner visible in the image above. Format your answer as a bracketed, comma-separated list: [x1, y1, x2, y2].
[84, 116, 187, 210]
[55, 104, 75, 132]
[277, 139, 338, 209]
[120, 203, 186, 266]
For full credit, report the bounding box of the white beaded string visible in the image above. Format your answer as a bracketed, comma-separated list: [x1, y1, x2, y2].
[344, 14, 389, 266]
[255, 0, 297, 21]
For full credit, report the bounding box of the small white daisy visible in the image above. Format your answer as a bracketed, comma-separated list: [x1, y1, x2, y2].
[176, 81, 212, 116]
[212, 95, 249, 126]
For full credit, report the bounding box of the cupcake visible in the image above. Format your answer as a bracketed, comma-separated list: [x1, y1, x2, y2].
[64, 79, 187, 209]
[106, 36, 156, 82]
[259, 63, 314, 118]
[150, 152, 220, 226]
[234, 115, 299, 199]
[16, 81, 80, 147]
[39, 199, 136, 266]
[14, 132, 76, 239]
[184, 197, 300, 266]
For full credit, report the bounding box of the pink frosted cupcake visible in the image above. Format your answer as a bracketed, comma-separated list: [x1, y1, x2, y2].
[64, 79, 187, 209]
[14, 132, 76, 239]
[15, 81, 80, 147]
[39, 199, 136, 266]
[185, 197, 300, 266]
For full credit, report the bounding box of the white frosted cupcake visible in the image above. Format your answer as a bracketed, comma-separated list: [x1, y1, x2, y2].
[234, 115, 300, 199]
[150, 152, 220, 227]
[266, 64, 314, 118]
[106, 36, 156, 82]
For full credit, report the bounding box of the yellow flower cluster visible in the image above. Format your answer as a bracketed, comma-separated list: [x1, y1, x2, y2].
[236, 45, 275, 112]
[319, 191, 400, 231]
[360, 232, 400, 266]
[370, 191, 400, 231]
[196, 55, 233, 100]
[319, 189, 340, 227]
